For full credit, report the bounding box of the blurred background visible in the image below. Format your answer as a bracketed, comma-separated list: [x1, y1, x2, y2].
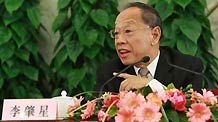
[0, 0, 218, 117]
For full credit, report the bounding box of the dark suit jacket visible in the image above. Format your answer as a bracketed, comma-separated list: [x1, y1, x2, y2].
[95, 46, 203, 93]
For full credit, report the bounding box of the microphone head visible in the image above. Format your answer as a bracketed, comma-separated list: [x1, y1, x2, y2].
[131, 56, 150, 65]
[142, 56, 150, 63]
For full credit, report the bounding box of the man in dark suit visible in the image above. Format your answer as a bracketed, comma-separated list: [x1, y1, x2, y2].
[95, 2, 203, 93]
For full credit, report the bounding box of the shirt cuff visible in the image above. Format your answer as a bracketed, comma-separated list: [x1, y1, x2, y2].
[146, 79, 167, 91]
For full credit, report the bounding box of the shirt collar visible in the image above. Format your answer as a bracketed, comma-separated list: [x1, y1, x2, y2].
[134, 51, 160, 77]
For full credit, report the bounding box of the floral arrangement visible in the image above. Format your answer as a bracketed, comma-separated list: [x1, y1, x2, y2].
[68, 84, 218, 122]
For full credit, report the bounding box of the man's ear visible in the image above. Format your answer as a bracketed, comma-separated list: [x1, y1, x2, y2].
[151, 26, 161, 45]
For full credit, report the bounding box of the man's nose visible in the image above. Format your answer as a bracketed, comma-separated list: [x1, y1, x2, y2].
[115, 34, 127, 44]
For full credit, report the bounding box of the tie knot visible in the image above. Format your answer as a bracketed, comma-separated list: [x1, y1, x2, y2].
[138, 67, 149, 77]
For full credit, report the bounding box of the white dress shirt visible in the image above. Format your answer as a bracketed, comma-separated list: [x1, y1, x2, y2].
[134, 51, 166, 91]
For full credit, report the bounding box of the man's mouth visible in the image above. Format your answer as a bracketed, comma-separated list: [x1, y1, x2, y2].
[118, 49, 130, 58]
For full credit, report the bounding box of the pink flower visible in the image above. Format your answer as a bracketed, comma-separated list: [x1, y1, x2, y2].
[117, 91, 145, 109]
[135, 102, 162, 122]
[168, 89, 187, 111]
[156, 90, 168, 102]
[201, 89, 217, 106]
[187, 103, 211, 122]
[115, 107, 135, 122]
[190, 89, 202, 102]
[97, 109, 111, 121]
[146, 92, 163, 106]
[68, 96, 84, 112]
[81, 100, 96, 119]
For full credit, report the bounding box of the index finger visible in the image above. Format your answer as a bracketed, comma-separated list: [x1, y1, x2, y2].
[113, 72, 132, 79]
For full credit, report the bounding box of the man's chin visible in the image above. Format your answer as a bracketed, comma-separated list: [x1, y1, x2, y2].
[120, 59, 133, 66]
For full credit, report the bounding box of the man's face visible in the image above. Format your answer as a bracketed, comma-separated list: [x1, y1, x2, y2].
[114, 7, 158, 66]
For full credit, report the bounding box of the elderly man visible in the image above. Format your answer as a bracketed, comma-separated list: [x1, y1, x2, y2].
[95, 2, 203, 93]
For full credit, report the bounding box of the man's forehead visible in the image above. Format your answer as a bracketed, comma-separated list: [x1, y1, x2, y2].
[115, 19, 138, 28]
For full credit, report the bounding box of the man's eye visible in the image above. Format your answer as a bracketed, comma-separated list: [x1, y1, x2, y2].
[125, 29, 133, 33]
[114, 32, 119, 35]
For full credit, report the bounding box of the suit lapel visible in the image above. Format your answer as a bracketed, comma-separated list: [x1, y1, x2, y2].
[154, 48, 173, 86]
[118, 63, 136, 75]
[126, 66, 136, 75]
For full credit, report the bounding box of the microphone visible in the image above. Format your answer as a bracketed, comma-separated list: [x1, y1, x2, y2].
[166, 60, 202, 76]
[98, 56, 150, 97]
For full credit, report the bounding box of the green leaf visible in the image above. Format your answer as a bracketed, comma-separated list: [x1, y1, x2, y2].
[164, 0, 172, 3]
[23, 65, 38, 81]
[0, 43, 15, 63]
[73, 13, 88, 32]
[67, 68, 86, 88]
[5, 58, 14, 67]
[3, 11, 23, 25]
[162, 22, 172, 38]
[13, 85, 26, 98]
[15, 49, 30, 62]
[108, 106, 118, 117]
[12, 80, 42, 98]
[5, 0, 24, 14]
[160, 39, 176, 48]
[198, 0, 206, 8]
[190, 1, 205, 15]
[84, 46, 100, 59]
[62, 27, 83, 63]
[0, 78, 3, 89]
[155, 1, 174, 21]
[0, 26, 12, 45]
[177, 38, 197, 55]
[203, 29, 213, 48]
[108, 14, 116, 28]
[211, 107, 218, 119]
[167, 83, 176, 89]
[58, 0, 71, 10]
[78, 29, 98, 47]
[58, 63, 72, 78]
[51, 88, 62, 97]
[52, 10, 68, 33]
[79, 0, 91, 14]
[11, 22, 29, 47]
[54, 47, 68, 70]
[96, 29, 106, 46]
[24, 41, 38, 56]
[178, 18, 202, 44]
[2, 64, 20, 78]
[138, 86, 152, 96]
[0, 0, 3, 4]
[148, 0, 158, 5]
[106, 36, 115, 49]
[165, 109, 179, 122]
[171, 19, 180, 33]
[87, 0, 97, 5]
[90, 9, 109, 27]
[178, 112, 189, 122]
[68, 41, 84, 63]
[27, 6, 40, 29]
[27, 86, 43, 98]
[79, 77, 95, 91]
[174, 0, 192, 9]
